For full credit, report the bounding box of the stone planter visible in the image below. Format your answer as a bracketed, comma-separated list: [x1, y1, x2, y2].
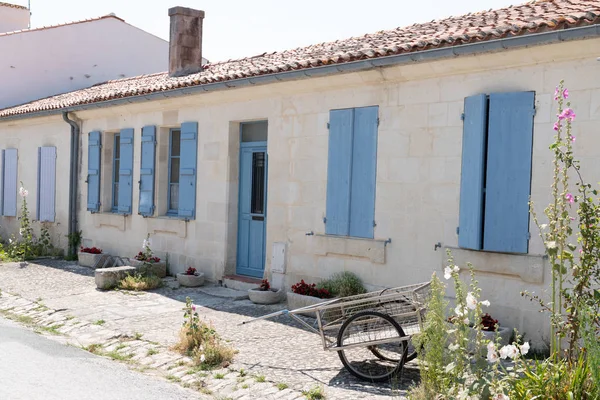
[176, 273, 205, 287]
[248, 288, 282, 305]
[78, 252, 108, 269]
[95, 266, 136, 290]
[286, 291, 332, 317]
[129, 259, 167, 278]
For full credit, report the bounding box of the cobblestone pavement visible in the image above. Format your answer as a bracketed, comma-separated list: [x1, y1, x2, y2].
[0, 260, 418, 399]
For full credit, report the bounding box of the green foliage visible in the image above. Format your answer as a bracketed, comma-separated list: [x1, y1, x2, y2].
[117, 273, 162, 291]
[173, 297, 235, 370]
[66, 230, 82, 260]
[317, 271, 366, 297]
[411, 272, 451, 397]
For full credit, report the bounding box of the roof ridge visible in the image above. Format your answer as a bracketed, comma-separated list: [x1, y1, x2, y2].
[0, 2, 27, 10]
[0, 14, 124, 37]
[2, 0, 600, 118]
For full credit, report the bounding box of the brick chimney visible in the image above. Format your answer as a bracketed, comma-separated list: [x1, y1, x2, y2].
[168, 7, 205, 77]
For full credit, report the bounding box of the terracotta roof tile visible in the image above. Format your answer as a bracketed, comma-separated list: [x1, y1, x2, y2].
[0, 14, 124, 37]
[2, 0, 600, 118]
[0, 2, 27, 10]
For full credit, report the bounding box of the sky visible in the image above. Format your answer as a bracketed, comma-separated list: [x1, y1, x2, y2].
[13, 0, 517, 62]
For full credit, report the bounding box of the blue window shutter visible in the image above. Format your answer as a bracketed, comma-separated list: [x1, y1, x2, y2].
[458, 95, 488, 250]
[484, 92, 535, 254]
[326, 109, 354, 235]
[117, 128, 134, 214]
[3, 148, 17, 217]
[87, 131, 101, 212]
[178, 122, 198, 219]
[139, 126, 156, 216]
[37, 147, 56, 222]
[349, 106, 378, 238]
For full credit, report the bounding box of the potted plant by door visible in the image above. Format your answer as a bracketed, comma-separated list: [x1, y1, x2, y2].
[78, 246, 108, 269]
[248, 279, 282, 304]
[177, 267, 205, 287]
[130, 234, 166, 278]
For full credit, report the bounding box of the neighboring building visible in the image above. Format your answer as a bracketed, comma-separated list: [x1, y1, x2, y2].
[0, 4, 171, 109]
[2, 0, 600, 348]
[0, 2, 28, 32]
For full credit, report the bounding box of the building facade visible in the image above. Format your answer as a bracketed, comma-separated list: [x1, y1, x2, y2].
[2, 1, 600, 348]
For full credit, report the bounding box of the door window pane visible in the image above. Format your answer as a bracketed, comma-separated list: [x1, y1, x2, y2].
[168, 129, 181, 213]
[112, 134, 120, 210]
[250, 152, 265, 214]
[241, 121, 268, 142]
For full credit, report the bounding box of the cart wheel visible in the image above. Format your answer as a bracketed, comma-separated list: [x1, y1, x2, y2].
[337, 311, 407, 382]
[368, 336, 416, 363]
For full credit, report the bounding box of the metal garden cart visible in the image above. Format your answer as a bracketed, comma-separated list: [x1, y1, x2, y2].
[241, 281, 430, 382]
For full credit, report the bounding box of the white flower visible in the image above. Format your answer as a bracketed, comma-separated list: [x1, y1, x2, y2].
[142, 238, 151, 250]
[466, 292, 477, 310]
[487, 341, 496, 352]
[480, 300, 491, 307]
[19, 228, 23, 236]
[457, 387, 469, 400]
[547, 241, 557, 249]
[487, 349, 499, 363]
[493, 394, 510, 400]
[19, 187, 28, 198]
[463, 317, 469, 324]
[540, 224, 548, 230]
[448, 343, 459, 351]
[453, 265, 460, 273]
[200, 354, 206, 363]
[519, 342, 530, 356]
[8, 238, 12, 244]
[455, 305, 465, 316]
[444, 266, 453, 280]
[499, 345, 518, 360]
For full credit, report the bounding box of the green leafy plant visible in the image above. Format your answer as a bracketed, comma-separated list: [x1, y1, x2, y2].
[173, 297, 235, 370]
[317, 271, 366, 298]
[118, 273, 162, 291]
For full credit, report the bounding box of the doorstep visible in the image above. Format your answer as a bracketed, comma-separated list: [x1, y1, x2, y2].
[222, 275, 262, 292]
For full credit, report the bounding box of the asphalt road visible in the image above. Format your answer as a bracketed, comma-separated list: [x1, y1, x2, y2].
[0, 317, 202, 400]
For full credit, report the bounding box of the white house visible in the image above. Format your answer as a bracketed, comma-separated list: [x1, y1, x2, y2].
[2, 0, 600, 348]
[0, 3, 171, 109]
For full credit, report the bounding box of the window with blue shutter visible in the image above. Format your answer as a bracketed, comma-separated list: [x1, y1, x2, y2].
[112, 133, 120, 212]
[117, 128, 134, 214]
[139, 126, 156, 216]
[458, 91, 535, 254]
[326, 106, 378, 239]
[87, 131, 101, 212]
[3, 148, 17, 217]
[37, 146, 56, 222]
[178, 122, 198, 219]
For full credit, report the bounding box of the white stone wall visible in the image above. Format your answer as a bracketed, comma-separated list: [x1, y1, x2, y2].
[0, 4, 29, 33]
[3, 37, 600, 347]
[0, 16, 168, 109]
[0, 116, 71, 249]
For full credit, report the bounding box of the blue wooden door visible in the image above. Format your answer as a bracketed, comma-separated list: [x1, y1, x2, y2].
[236, 143, 268, 277]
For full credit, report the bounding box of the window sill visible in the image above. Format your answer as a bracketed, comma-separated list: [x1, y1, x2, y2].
[310, 234, 388, 264]
[92, 213, 126, 231]
[445, 246, 545, 284]
[146, 217, 187, 238]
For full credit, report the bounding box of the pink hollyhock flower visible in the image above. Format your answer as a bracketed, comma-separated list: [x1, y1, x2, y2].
[565, 193, 574, 203]
[554, 87, 560, 100]
[553, 122, 561, 131]
[563, 89, 569, 99]
[571, 136, 576, 142]
[559, 108, 576, 122]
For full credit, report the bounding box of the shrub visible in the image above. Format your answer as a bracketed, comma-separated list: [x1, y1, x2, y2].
[291, 280, 331, 298]
[173, 297, 235, 370]
[80, 246, 102, 254]
[317, 271, 366, 298]
[118, 274, 162, 291]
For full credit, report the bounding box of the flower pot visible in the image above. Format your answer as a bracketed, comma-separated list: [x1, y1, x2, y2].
[286, 291, 331, 317]
[248, 288, 282, 305]
[176, 272, 205, 287]
[78, 252, 108, 269]
[129, 259, 167, 278]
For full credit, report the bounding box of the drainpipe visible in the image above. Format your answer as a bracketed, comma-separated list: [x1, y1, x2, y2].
[63, 111, 80, 257]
